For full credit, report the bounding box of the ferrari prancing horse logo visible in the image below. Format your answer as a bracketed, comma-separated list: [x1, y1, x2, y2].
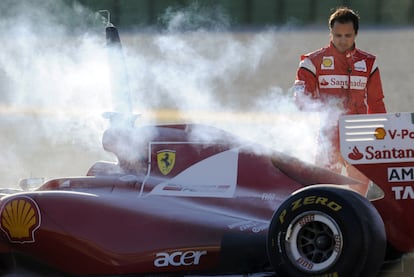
[157, 150, 176, 175]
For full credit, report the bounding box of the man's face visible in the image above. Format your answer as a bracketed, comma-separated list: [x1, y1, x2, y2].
[330, 21, 356, 53]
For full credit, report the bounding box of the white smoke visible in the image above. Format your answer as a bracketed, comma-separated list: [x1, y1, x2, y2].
[122, 5, 330, 160]
[0, 0, 113, 184]
[0, 1, 341, 186]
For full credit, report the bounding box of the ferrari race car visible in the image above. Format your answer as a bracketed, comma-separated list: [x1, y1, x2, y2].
[0, 21, 413, 277]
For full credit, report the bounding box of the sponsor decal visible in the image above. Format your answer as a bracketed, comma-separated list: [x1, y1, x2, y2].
[298, 214, 315, 227]
[261, 192, 276, 201]
[388, 167, 414, 182]
[161, 184, 231, 193]
[354, 60, 367, 72]
[297, 256, 314, 270]
[387, 129, 414, 139]
[375, 127, 386, 139]
[227, 220, 267, 233]
[346, 145, 414, 162]
[348, 146, 364, 160]
[318, 75, 367, 90]
[154, 250, 207, 267]
[320, 78, 329, 86]
[340, 113, 414, 164]
[151, 148, 238, 198]
[0, 196, 41, 243]
[392, 186, 414, 200]
[278, 196, 342, 224]
[321, 56, 334, 70]
[157, 150, 176, 175]
[346, 129, 414, 162]
[319, 75, 367, 90]
[363, 146, 414, 160]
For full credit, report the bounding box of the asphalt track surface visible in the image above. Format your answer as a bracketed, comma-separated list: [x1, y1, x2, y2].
[0, 28, 414, 276]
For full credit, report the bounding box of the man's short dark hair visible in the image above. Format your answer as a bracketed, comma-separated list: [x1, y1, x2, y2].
[329, 7, 360, 34]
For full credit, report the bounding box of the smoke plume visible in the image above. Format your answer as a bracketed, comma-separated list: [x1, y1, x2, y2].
[0, 1, 340, 186]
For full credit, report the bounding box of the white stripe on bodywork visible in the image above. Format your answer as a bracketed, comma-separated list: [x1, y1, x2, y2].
[150, 147, 239, 198]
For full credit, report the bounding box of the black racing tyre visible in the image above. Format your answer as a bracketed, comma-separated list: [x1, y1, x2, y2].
[267, 185, 386, 277]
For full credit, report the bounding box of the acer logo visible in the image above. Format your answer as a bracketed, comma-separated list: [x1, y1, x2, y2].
[154, 250, 207, 267]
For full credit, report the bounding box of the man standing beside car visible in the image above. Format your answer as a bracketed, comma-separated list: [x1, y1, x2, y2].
[293, 7, 387, 189]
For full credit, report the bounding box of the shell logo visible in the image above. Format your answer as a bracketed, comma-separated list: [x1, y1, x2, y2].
[321, 56, 334, 69]
[0, 196, 41, 243]
[375, 127, 386, 139]
[323, 58, 332, 67]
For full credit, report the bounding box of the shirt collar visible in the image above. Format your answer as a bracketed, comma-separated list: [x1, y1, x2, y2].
[329, 41, 356, 56]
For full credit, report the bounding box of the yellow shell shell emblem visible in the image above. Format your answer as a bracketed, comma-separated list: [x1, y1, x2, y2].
[0, 196, 41, 243]
[322, 58, 333, 67]
[375, 127, 386, 140]
[157, 150, 176, 175]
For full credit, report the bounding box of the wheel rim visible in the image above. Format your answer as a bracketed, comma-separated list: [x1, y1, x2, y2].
[285, 211, 343, 273]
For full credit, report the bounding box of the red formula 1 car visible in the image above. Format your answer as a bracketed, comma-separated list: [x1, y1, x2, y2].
[0, 113, 389, 277]
[0, 23, 412, 276]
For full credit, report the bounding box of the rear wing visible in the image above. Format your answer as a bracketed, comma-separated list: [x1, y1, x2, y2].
[339, 112, 414, 187]
[340, 113, 414, 252]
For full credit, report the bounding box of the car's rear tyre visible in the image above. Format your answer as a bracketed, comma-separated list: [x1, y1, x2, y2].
[267, 185, 386, 277]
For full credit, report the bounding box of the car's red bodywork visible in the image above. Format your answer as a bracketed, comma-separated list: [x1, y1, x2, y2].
[0, 122, 366, 276]
[357, 162, 414, 253]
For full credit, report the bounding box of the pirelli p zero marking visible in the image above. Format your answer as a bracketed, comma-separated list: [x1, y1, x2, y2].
[278, 196, 342, 224]
[290, 196, 342, 212]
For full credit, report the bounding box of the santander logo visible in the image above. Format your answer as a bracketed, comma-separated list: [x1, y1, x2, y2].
[320, 78, 329, 86]
[348, 146, 364, 160]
